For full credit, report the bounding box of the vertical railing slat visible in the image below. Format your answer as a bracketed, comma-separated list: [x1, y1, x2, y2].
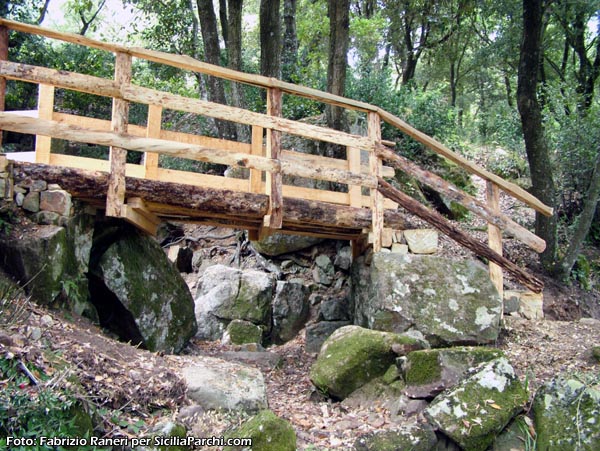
[347, 146, 362, 208]
[35, 84, 54, 164]
[144, 104, 162, 180]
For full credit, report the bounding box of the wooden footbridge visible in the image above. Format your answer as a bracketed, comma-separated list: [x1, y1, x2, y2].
[0, 19, 552, 294]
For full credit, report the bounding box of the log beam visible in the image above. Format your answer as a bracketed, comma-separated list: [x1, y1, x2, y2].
[377, 177, 543, 293]
[11, 161, 409, 233]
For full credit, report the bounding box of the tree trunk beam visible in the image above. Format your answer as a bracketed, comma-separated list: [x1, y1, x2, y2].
[377, 177, 543, 293]
[11, 161, 408, 235]
[376, 144, 546, 252]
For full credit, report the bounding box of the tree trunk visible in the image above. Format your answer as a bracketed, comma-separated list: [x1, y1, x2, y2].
[553, 151, 600, 281]
[226, 0, 249, 141]
[517, 0, 558, 271]
[197, 0, 237, 141]
[282, 0, 298, 82]
[325, 0, 349, 160]
[259, 0, 282, 79]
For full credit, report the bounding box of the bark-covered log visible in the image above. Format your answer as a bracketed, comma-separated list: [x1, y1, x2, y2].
[378, 177, 543, 293]
[11, 161, 408, 234]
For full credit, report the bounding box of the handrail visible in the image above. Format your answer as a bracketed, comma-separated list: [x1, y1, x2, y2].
[0, 17, 553, 217]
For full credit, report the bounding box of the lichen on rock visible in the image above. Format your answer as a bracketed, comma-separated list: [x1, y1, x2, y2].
[425, 357, 528, 451]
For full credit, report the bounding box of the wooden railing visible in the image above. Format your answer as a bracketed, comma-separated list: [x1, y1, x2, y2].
[0, 18, 553, 294]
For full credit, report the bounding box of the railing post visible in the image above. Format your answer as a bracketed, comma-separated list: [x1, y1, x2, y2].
[35, 84, 54, 164]
[144, 104, 162, 180]
[368, 111, 384, 252]
[263, 88, 283, 231]
[347, 146, 362, 208]
[0, 25, 7, 146]
[486, 181, 504, 300]
[106, 51, 131, 217]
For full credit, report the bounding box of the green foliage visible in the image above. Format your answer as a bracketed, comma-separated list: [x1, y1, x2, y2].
[0, 357, 98, 450]
[572, 254, 592, 291]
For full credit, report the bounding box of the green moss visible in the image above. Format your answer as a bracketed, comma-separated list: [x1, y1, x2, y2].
[404, 350, 442, 386]
[592, 346, 600, 363]
[425, 358, 529, 451]
[224, 410, 296, 451]
[153, 423, 189, 451]
[226, 320, 263, 345]
[533, 374, 600, 451]
[382, 364, 400, 385]
[310, 326, 425, 399]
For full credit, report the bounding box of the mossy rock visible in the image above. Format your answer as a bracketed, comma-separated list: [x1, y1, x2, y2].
[404, 347, 505, 398]
[147, 421, 190, 451]
[491, 416, 530, 451]
[91, 223, 197, 353]
[592, 346, 600, 363]
[382, 364, 401, 385]
[532, 373, 600, 451]
[354, 422, 437, 451]
[224, 410, 296, 451]
[352, 253, 502, 347]
[425, 357, 528, 451]
[225, 319, 263, 345]
[0, 213, 96, 319]
[310, 325, 428, 400]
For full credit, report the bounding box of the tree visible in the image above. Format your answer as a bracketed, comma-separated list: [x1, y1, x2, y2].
[197, 0, 237, 140]
[260, 0, 281, 78]
[326, 0, 349, 136]
[517, 0, 558, 270]
[226, 0, 249, 141]
[282, 0, 299, 82]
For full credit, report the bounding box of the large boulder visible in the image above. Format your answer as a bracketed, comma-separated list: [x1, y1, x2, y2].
[0, 213, 96, 319]
[425, 357, 528, 451]
[182, 356, 268, 412]
[251, 232, 322, 257]
[532, 373, 600, 451]
[310, 325, 428, 400]
[194, 265, 274, 340]
[89, 224, 197, 353]
[224, 410, 296, 451]
[352, 253, 502, 346]
[271, 280, 310, 343]
[403, 347, 505, 398]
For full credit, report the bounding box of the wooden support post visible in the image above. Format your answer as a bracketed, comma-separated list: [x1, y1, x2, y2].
[144, 104, 162, 180]
[35, 84, 54, 164]
[347, 146, 362, 208]
[106, 52, 131, 217]
[0, 25, 7, 146]
[263, 87, 283, 230]
[368, 111, 384, 252]
[486, 181, 504, 300]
